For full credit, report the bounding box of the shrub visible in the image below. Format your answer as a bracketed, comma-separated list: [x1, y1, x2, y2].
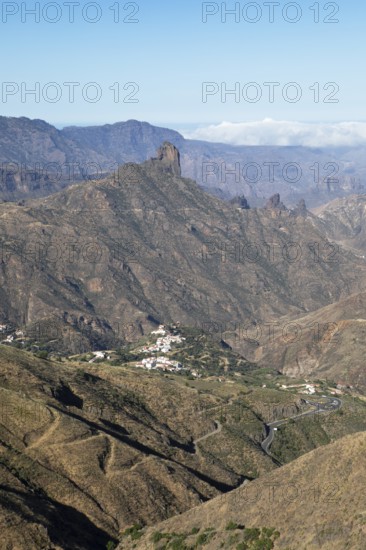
[196, 531, 214, 545]
[226, 521, 239, 531]
[35, 350, 48, 359]
[242, 527, 261, 542]
[151, 531, 164, 543]
[122, 524, 143, 540]
[169, 537, 189, 550]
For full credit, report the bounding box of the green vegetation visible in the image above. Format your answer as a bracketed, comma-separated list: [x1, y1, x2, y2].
[271, 394, 366, 463]
[195, 529, 216, 545]
[147, 524, 279, 549]
[121, 524, 144, 541]
[149, 530, 191, 549]
[34, 350, 49, 360]
[151, 531, 165, 543]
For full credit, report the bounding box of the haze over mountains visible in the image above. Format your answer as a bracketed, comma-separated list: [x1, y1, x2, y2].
[0, 116, 365, 207]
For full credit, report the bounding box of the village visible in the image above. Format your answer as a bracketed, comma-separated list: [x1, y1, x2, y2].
[134, 325, 186, 373]
[0, 324, 25, 344]
[0, 321, 196, 374]
[83, 325, 189, 373]
[0, 322, 355, 389]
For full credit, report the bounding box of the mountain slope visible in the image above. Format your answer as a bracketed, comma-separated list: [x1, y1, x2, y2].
[313, 194, 366, 252]
[253, 291, 366, 389]
[121, 430, 366, 549]
[0, 144, 365, 353]
[0, 344, 249, 549]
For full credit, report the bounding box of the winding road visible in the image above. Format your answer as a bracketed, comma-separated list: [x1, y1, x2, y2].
[261, 397, 342, 456]
[191, 396, 342, 466]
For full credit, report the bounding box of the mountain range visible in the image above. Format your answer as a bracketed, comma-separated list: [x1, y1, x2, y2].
[0, 116, 365, 207]
[2, 120, 366, 549]
[1, 142, 366, 360]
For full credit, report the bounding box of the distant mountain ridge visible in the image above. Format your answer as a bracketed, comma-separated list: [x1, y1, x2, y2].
[0, 116, 365, 206]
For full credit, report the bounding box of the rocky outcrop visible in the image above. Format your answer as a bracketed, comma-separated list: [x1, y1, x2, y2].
[264, 193, 287, 211]
[292, 198, 307, 217]
[0, 151, 364, 355]
[230, 195, 250, 209]
[153, 142, 181, 176]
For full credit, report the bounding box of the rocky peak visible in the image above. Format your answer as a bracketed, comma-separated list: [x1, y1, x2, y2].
[293, 198, 307, 217]
[264, 193, 287, 211]
[230, 195, 250, 209]
[153, 142, 181, 176]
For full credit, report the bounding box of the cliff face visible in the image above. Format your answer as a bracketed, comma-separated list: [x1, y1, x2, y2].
[154, 142, 181, 176]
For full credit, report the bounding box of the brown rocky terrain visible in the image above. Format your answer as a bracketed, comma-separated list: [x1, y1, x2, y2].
[0, 344, 250, 549]
[313, 193, 366, 252]
[1, 133, 366, 549]
[252, 292, 366, 390]
[121, 430, 366, 549]
[0, 143, 365, 355]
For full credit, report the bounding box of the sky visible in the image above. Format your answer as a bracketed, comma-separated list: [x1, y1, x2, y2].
[0, 0, 364, 146]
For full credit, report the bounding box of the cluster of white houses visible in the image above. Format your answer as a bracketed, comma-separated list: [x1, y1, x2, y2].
[137, 356, 183, 372]
[138, 325, 186, 354]
[280, 383, 317, 395]
[136, 325, 186, 372]
[0, 325, 25, 344]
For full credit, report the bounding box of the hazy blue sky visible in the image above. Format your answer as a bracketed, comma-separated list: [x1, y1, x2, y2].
[0, 1, 364, 143]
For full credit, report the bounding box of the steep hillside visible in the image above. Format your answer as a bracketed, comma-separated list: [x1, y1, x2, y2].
[313, 194, 366, 252]
[0, 344, 246, 549]
[1, 324, 366, 548]
[254, 292, 366, 390]
[121, 431, 366, 549]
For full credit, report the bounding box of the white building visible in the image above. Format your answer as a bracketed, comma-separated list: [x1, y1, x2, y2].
[151, 325, 167, 336]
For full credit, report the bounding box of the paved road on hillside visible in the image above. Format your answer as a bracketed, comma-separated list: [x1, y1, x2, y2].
[261, 397, 342, 456]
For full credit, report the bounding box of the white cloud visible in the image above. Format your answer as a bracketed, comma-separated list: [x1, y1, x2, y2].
[184, 119, 366, 147]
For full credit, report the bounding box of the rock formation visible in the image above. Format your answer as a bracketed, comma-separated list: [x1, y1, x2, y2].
[153, 142, 181, 176]
[264, 193, 287, 211]
[230, 195, 250, 209]
[292, 198, 307, 217]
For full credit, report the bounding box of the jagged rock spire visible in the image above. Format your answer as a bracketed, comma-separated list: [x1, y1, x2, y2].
[154, 142, 181, 176]
[293, 198, 307, 216]
[264, 193, 287, 211]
